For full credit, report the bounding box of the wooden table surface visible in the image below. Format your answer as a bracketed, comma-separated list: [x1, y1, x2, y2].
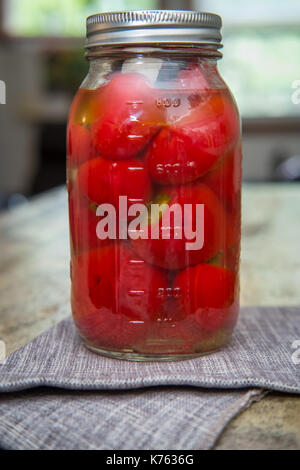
[0, 183, 299, 450]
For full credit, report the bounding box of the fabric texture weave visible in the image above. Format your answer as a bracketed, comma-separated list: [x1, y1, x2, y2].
[0, 306, 299, 449]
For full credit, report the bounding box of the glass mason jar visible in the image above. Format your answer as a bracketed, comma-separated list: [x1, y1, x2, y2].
[67, 11, 242, 361]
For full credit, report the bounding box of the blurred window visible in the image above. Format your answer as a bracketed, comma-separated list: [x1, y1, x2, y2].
[3, 0, 300, 118]
[193, 0, 300, 118]
[3, 0, 158, 37]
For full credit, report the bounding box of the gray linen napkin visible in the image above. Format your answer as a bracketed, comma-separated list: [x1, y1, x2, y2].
[0, 306, 299, 450]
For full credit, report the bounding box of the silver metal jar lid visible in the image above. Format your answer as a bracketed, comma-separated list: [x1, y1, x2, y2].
[86, 10, 222, 50]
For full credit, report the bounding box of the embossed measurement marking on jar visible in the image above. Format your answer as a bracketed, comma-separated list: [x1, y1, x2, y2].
[128, 290, 146, 296]
[156, 97, 181, 108]
[158, 287, 181, 298]
[126, 100, 144, 105]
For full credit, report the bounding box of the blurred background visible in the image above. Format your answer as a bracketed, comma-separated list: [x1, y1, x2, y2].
[0, 0, 299, 210]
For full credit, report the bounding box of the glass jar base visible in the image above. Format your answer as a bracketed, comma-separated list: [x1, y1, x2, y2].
[84, 342, 223, 362]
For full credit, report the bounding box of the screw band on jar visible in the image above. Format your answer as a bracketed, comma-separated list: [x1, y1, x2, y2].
[85, 10, 223, 51]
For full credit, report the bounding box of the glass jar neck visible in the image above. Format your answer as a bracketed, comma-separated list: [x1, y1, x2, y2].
[81, 45, 224, 92]
[85, 44, 222, 62]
